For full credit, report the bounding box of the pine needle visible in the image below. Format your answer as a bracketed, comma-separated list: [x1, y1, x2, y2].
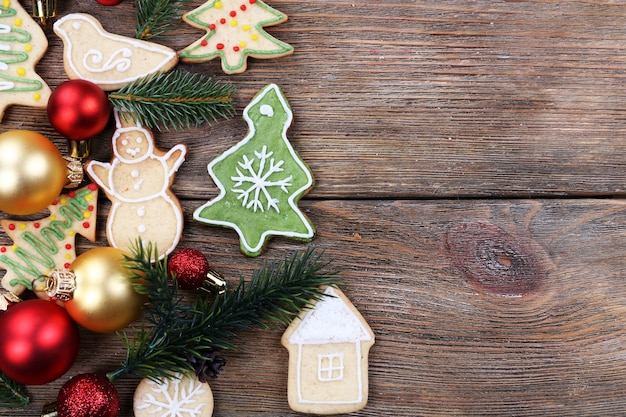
[107, 242, 339, 382]
[0, 371, 29, 408]
[135, 0, 187, 40]
[108, 70, 236, 131]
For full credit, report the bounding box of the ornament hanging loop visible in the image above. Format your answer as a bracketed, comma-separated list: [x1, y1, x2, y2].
[31, 0, 57, 25]
[45, 269, 76, 302]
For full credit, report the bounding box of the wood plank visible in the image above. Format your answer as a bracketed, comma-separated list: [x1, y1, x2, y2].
[1, 0, 624, 199]
[11, 198, 626, 416]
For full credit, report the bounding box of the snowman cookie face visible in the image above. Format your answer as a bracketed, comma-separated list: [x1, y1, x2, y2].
[115, 129, 153, 163]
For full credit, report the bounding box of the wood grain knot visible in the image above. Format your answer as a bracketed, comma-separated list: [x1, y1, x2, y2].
[446, 221, 548, 297]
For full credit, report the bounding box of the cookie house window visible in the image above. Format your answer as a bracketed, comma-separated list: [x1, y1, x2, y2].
[317, 353, 344, 382]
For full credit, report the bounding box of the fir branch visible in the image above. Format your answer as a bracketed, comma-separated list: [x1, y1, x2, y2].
[135, 0, 187, 40]
[0, 371, 29, 408]
[108, 70, 236, 131]
[108, 243, 338, 383]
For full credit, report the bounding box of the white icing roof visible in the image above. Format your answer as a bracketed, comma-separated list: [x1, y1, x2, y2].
[288, 287, 372, 345]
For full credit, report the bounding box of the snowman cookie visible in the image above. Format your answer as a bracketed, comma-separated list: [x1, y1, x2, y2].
[86, 109, 187, 259]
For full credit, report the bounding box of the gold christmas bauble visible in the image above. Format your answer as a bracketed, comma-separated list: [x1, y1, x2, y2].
[0, 130, 67, 215]
[65, 247, 146, 333]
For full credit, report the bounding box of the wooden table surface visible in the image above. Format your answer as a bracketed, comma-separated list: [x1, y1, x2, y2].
[5, 0, 626, 416]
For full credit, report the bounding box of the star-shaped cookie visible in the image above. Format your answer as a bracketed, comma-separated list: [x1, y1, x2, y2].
[179, 0, 293, 74]
[193, 84, 314, 256]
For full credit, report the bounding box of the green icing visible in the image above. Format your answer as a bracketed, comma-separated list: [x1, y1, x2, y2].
[4, 189, 92, 289]
[0, 5, 44, 94]
[194, 84, 314, 256]
[179, 0, 293, 71]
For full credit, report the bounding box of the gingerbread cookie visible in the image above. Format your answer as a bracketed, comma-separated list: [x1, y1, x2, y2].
[134, 373, 214, 417]
[193, 84, 314, 257]
[281, 286, 375, 415]
[179, 0, 293, 74]
[0, 0, 51, 120]
[86, 109, 187, 259]
[54, 13, 178, 91]
[0, 184, 99, 307]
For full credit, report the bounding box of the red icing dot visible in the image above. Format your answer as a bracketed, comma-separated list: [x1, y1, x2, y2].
[88, 183, 97, 191]
[64, 262, 71, 269]
[230, 10, 236, 17]
[209, 23, 216, 30]
[233, 46, 240, 51]
[220, 18, 226, 24]
[82, 222, 90, 228]
[201, 39, 208, 46]
[34, 222, 40, 229]
[65, 244, 72, 250]
[52, 200, 58, 205]
[8, 224, 15, 231]
[1, 247, 6, 253]
[68, 191, 76, 198]
[88, 205, 95, 212]
[216, 43, 225, 50]
[249, 0, 256, 3]
[240, 4, 246, 10]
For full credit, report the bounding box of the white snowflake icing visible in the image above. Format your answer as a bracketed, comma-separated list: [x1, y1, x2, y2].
[230, 145, 293, 213]
[136, 375, 208, 417]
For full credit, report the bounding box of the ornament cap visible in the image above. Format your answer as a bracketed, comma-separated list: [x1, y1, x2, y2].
[64, 156, 84, 188]
[31, 0, 57, 25]
[204, 270, 227, 294]
[45, 269, 76, 302]
[67, 138, 92, 160]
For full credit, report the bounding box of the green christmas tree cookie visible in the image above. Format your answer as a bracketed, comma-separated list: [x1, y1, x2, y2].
[193, 84, 315, 257]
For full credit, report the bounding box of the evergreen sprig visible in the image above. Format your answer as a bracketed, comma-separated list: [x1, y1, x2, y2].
[135, 0, 187, 40]
[108, 70, 236, 131]
[107, 243, 338, 382]
[0, 371, 29, 408]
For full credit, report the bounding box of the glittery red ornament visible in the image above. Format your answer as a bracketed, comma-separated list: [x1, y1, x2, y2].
[47, 80, 111, 141]
[57, 373, 120, 417]
[168, 248, 210, 290]
[0, 299, 79, 385]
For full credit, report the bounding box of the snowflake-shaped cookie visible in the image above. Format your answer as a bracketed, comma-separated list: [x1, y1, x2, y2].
[179, 0, 293, 74]
[133, 373, 214, 417]
[193, 84, 315, 257]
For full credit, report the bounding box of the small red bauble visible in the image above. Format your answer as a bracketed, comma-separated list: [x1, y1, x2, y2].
[57, 373, 120, 417]
[0, 299, 80, 385]
[48, 80, 111, 141]
[168, 248, 210, 290]
[94, 0, 124, 5]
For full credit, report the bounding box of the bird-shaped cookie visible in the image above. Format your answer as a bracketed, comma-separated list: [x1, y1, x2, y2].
[54, 13, 178, 91]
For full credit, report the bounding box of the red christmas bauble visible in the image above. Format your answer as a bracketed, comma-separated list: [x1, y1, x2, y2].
[57, 373, 120, 417]
[0, 300, 80, 385]
[48, 80, 110, 141]
[168, 248, 211, 290]
[95, 0, 124, 5]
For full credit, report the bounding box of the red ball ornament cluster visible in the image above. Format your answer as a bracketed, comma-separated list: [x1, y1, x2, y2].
[47, 80, 111, 141]
[0, 300, 80, 385]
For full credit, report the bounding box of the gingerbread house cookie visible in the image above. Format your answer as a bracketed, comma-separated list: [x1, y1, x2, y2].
[281, 286, 375, 415]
